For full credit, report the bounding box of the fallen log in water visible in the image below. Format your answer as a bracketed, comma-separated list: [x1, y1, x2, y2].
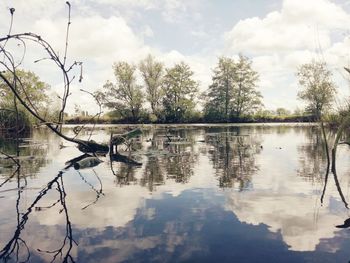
[110, 128, 142, 154]
[111, 128, 142, 146]
[110, 153, 142, 166]
[76, 139, 109, 154]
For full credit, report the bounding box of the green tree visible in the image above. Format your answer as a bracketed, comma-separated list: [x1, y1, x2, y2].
[204, 55, 262, 121]
[139, 55, 164, 119]
[297, 60, 336, 120]
[0, 70, 50, 111]
[204, 57, 236, 121]
[0, 70, 52, 126]
[231, 55, 262, 118]
[98, 62, 144, 121]
[162, 62, 199, 122]
[276, 107, 291, 116]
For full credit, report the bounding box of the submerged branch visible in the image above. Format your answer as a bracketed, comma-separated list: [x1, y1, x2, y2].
[331, 115, 350, 173]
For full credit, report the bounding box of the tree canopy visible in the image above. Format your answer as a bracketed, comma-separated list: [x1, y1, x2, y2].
[204, 55, 262, 121]
[162, 62, 199, 122]
[0, 69, 53, 127]
[297, 60, 336, 120]
[97, 61, 144, 121]
[0, 70, 50, 111]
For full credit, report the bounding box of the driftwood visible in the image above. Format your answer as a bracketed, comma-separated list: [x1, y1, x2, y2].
[76, 129, 142, 155]
[110, 128, 142, 154]
[76, 139, 109, 154]
[111, 128, 142, 145]
[110, 153, 142, 166]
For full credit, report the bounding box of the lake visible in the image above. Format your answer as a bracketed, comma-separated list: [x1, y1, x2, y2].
[1, 123, 350, 263]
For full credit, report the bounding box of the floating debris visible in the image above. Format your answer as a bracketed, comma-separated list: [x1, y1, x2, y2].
[111, 128, 142, 146]
[110, 153, 142, 166]
[73, 156, 103, 170]
[77, 140, 109, 154]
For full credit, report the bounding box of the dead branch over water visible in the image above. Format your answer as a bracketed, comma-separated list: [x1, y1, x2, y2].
[0, 2, 104, 154]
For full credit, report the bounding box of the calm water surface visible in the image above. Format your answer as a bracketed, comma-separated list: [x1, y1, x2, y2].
[1, 124, 350, 262]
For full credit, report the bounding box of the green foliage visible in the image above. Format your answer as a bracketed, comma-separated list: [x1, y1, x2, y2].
[275, 107, 291, 116]
[232, 55, 262, 117]
[161, 62, 199, 122]
[0, 69, 52, 129]
[139, 54, 164, 119]
[97, 61, 144, 121]
[0, 109, 30, 134]
[254, 109, 274, 119]
[204, 55, 262, 121]
[204, 57, 235, 121]
[297, 60, 336, 120]
[148, 113, 158, 123]
[0, 70, 49, 109]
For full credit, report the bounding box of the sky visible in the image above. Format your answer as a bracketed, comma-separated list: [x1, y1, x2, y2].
[1, 0, 350, 114]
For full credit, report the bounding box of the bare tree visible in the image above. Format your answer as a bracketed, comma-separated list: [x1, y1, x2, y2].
[0, 2, 108, 153]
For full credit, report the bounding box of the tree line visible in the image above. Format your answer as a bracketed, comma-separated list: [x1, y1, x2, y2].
[0, 55, 338, 126]
[93, 54, 265, 123]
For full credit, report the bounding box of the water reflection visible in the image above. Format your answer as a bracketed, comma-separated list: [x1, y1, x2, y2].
[222, 125, 350, 252]
[0, 132, 52, 179]
[0, 170, 76, 262]
[142, 158, 165, 192]
[1, 124, 350, 262]
[206, 127, 262, 189]
[297, 126, 328, 182]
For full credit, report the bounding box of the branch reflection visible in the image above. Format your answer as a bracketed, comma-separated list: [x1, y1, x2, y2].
[0, 148, 108, 262]
[0, 171, 76, 262]
[317, 124, 349, 209]
[206, 127, 262, 189]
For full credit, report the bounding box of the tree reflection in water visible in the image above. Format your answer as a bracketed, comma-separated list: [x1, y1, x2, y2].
[110, 127, 199, 190]
[77, 169, 104, 210]
[108, 126, 264, 192]
[162, 128, 198, 184]
[206, 127, 262, 189]
[0, 137, 50, 180]
[0, 169, 76, 262]
[141, 130, 165, 191]
[318, 124, 349, 209]
[0, 133, 106, 262]
[164, 145, 197, 184]
[297, 126, 328, 182]
[296, 125, 350, 209]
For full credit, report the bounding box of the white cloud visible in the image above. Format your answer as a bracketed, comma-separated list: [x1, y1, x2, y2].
[190, 30, 209, 38]
[141, 25, 154, 38]
[31, 15, 150, 64]
[95, 0, 158, 9]
[83, 0, 200, 24]
[282, 0, 349, 28]
[225, 0, 350, 54]
[222, 0, 350, 111]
